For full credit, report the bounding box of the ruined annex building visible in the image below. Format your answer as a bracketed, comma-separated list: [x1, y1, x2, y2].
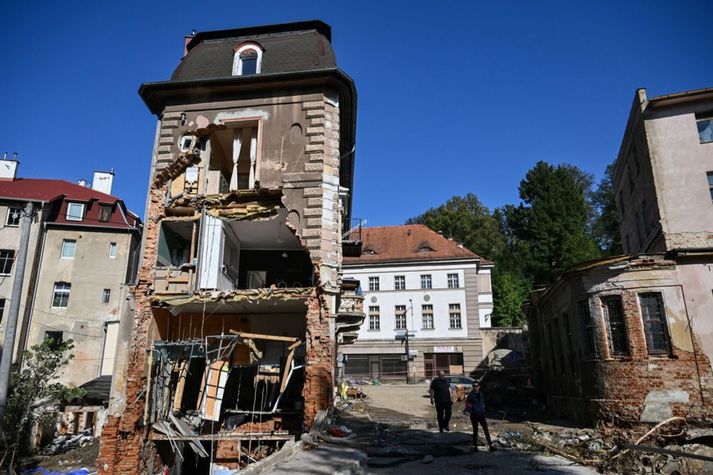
[527, 87, 713, 426]
[98, 20, 360, 473]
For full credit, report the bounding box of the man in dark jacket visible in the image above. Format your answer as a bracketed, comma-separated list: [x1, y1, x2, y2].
[465, 381, 495, 451]
[429, 370, 452, 432]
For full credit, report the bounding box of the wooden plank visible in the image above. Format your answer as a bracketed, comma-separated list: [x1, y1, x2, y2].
[172, 359, 188, 412]
[169, 414, 210, 458]
[228, 330, 299, 343]
[200, 360, 230, 421]
[280, 348, 295, 394]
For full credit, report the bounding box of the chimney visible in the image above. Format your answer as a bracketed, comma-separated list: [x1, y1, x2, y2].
[92, 169, 114, 195]
[183, 30, 196, 58]
[0, 152, 19, 180]
[77, 178, 89, 187]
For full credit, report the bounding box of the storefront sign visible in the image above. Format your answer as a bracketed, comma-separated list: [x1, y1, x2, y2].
[433, 346, 458, 353]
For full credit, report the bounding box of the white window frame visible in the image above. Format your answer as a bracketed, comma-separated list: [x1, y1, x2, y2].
[5, 207, 21, 227]
[447, 273, 460, 288]
[394, 275, 406, 290]
[0, 249, 14, 275]
[232, 43, 263, 76]
[66, 202, 85, 221]
[368, 276, 380, 291]
[395, 305, 407, 330]
[368, 306, 380, 331]
[449, 303, 462, 329]
[420, 274, 432, 289]
[52, 282, 71, 308]
[422, 304, 434, 330]
[60, 239, 77, 259]
[109, 242, 117, 259]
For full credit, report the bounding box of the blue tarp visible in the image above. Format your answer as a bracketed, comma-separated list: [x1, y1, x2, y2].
[21, 468, 91, 475]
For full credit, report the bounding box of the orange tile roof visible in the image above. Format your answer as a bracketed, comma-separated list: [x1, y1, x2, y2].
[344, 224, 490, 265]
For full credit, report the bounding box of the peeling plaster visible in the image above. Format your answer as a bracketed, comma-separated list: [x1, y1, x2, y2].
[215, 109, 270, 123]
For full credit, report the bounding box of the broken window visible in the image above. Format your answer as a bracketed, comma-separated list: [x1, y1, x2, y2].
[420, 274, 432, 289]
[5, 207, 21, 227]
[99, 205, 112, 222]
[639, 292, 671, 355]
[206, 123, 259, 193]
[602, 296, 629, 356]
[395, 305, 407, 330]
[577, 299, 597, 357]
[52, 282, 71, 308]
[394, 275, 405, 290]
[369, 306, 380, 330]
[697, 115, 713, 143]
[44, 331, 63, 346]
[66, 202, 85, 221]
[368, 276, 379, 291]
[422, 304, 434, 329]
[449, 303, 462, 329]
[0, 249, 14, 275]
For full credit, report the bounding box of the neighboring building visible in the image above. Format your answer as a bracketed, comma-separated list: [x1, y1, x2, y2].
[528, 87, 713, 426]
[0, 163, 141, 388]
[342, 225, 493, 381]
[98, 21, 358, 473]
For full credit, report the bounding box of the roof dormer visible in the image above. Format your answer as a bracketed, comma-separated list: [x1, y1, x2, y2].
[232, 42, 263, 76]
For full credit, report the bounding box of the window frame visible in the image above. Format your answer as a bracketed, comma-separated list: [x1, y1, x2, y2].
[395, 305, 407, 330]
[394, 275, 406, 290]
[44, 331, 63, 345]
[99, 205, 112, 223]
[0, 249, 14, 275]
[577, 299, 597, 357]
[368, 276, 380, 291]
[422, 304, 434, 330]
[447, 273, 460, 289]
[697, 116, 713, 144]
[52, 282, 71, 308]
[232, 43, 263, 76]
[368, 305, 380, 331]
[109, 242, 117, 259]
[102, 288, 111, 305]
[5, 207, 21, 227]
[638, 292, 672, 355]
[602, 295, 629, 356]
[66, 202, 85, 222]
[60, 239, 77, 259]
[420, 274, 432, 289]
[0, 298, 5, 326]
[448, 303, 462, 329]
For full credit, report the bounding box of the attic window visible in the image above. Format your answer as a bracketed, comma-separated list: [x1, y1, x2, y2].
[233, 43, 263, 76]
[363, 248, 377, 255]
[418, 246, 434, 253]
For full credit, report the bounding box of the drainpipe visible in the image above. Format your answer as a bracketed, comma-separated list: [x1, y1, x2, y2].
[0, 201, 36, 420]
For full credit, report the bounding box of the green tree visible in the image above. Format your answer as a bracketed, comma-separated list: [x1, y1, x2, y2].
[0, 338, 84, 471]
[406, 193, 504, 261]
[491, 270, 531, 327]
[503, 161, 600, 286]
[591, 162, 623, 256]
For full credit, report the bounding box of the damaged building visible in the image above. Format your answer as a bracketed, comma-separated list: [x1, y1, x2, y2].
[527, 87, 713, 426]
[98, 21, 360, 474]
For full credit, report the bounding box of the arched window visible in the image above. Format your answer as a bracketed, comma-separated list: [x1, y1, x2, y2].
[233, 43, 263, 76]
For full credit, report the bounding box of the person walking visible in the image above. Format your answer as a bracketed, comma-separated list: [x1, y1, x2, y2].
[465, 381, 495, 452]
[429, 370, 452, 432]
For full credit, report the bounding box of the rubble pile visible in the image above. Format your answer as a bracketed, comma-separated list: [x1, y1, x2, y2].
[41, 430, 94, 456]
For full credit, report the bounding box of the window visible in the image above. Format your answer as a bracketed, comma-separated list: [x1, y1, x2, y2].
[368, 276, 379, 291]
[698, 116, 713, 143]
[44, 331, 63, 345]
[707, 172, 713, 201]
[60, 239, 76, 259]
[52, 282, 71, 308]
[5, 207, 21, 227]
[447, 273, 459, 288]
[422, 304, 434, 329]
[99, 205, 112, 222]
[449, 303, 462, 329]
[418, 246, 434, 253]
[602, 296, 629, 356]
[639, 292, 671, 354]
[394, 275, 406, 290]
[369, 306, 380, 330]
[577, 300, 597, 356]
[233, 44, 263, 76]
[395, 305, 407, 330]
[0, 250, 14, 275]
[109, 242, 117, 259]
[420, 274, 432, 289]
[66, 202, 85, 221]
[102, 288, 111, 305]
[0, 298, 5, 325]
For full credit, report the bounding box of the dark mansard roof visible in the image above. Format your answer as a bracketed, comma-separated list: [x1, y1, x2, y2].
[171, 20, 337, 81]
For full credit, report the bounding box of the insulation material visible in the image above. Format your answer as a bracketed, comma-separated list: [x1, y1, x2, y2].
[199, 360, 230, 421]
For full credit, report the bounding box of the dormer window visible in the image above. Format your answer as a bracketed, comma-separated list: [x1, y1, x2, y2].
[233, 43, 263, 76]
[66, 202, 85, 221]
[418, 246, 434, 253]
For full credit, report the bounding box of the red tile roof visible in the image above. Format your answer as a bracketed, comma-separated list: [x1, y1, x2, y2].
[343, 224, 489, 265]
[0, 178, 140, 230]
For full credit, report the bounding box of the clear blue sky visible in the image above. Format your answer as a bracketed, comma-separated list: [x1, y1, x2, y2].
[2, 1, 711, 225]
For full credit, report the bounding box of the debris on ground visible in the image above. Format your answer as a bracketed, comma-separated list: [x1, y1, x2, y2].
[42, 430, 94, 456]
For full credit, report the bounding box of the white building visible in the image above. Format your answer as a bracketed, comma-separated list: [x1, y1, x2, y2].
[342, 224, 493, 381]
